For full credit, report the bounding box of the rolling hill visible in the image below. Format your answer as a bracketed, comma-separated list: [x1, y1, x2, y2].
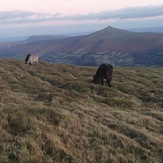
[0, 26, 163, 66]
[0, 59, 163, 163]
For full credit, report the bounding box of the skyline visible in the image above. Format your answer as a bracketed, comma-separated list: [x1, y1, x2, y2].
[1, 0, 163, 38]
[1, 0, 163, 15]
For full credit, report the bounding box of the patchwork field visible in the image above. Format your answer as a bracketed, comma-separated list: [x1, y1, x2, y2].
[0, 59, 163, 163]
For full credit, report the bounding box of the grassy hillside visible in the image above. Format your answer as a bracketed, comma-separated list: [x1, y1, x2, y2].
[0, 59, 163, 163]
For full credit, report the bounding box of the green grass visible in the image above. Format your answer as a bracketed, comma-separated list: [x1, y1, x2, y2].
[0, 59, 163, 163]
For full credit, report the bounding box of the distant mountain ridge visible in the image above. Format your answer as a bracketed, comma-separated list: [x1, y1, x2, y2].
[0, 26, 163, 67]
[128, 26, 163, 33]
[26, 35, 67, 42]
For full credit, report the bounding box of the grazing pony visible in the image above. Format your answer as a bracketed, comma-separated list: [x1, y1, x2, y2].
[25, 54, 39, 65]
[93, 63, 113, 87]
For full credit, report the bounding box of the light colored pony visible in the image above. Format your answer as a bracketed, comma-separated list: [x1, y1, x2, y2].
[25, 54, 39, 65]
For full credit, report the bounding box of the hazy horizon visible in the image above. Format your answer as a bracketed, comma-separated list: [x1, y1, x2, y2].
[1, 25, 163, 43]
[1, 0, 163, 39]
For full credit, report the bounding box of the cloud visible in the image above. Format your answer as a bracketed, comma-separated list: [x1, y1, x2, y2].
[0, 10, 61, 25]
[64, 5, 163, 20]
[1, 5, 163, 26]
[102, 5, 163, 19]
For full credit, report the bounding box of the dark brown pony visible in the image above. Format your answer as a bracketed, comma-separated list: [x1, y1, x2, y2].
[93, 64, 113, 87]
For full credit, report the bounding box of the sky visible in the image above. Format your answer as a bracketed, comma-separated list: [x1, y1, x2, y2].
[1, 0, 163, 38]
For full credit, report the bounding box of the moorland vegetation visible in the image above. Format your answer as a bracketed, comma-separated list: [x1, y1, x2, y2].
[0, 59, 163, 163]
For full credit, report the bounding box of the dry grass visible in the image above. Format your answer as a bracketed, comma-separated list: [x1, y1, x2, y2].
[0, 59, 163, 163]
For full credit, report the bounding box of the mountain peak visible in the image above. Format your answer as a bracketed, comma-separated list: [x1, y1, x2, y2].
[103, 26, 129, 33]
[105, 26, 115, 30]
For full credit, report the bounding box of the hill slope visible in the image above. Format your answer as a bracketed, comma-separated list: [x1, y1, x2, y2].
[0, 59, 163, 163]
[0, 26, 163, 67]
